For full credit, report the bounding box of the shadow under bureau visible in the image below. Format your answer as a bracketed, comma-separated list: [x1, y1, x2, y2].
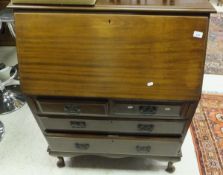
[10, 0, 215, 172]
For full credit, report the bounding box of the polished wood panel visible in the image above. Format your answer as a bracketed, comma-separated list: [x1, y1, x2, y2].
[15, 13, 208, 100]
[9, 0, 215, 14]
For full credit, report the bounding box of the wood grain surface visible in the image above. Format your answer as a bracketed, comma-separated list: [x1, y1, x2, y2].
[15, 13, 208, 101]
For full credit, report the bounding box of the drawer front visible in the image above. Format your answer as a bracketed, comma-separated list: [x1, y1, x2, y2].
[15, 13, 208, 101]
[111, 102, 182, 117]
[40, 117, 185, 135]
[47, 135, 181, 156]
[36, 98, 107, 116]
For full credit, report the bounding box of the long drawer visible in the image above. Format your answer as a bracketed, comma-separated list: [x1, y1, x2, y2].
[40, 117, 185, 135]
[47, 134, 181, 157]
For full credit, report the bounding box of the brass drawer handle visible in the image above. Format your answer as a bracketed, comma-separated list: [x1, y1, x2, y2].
[137, 124, 154, 132]
[136, 145, 151, 153]
[64, 104, 81, 113]
[139, 106, 157, 114]
[75, 143, 90, 150]
[70, 121, 86, 128]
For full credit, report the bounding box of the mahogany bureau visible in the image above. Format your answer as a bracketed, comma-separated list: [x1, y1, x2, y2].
[10, 0, 215, 172]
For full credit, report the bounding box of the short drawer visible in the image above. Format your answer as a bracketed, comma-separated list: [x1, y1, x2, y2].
[110, 101, 185, 118]
[35, 98, 107, 116]
[47, 134, 181, 157]
[39, 117, 185, 135]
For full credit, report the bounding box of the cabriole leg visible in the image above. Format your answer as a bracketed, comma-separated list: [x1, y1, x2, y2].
[57, 156, 65, 168]
[165, 161, 175, 173]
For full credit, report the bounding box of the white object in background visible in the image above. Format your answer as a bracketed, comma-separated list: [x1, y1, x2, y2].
[202, 74, 223, 94]
[0, 47, 18, 66]
[0, 66, 19, 91]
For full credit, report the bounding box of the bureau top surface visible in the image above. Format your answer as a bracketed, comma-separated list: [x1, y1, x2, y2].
[9, 0, 215, 14]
